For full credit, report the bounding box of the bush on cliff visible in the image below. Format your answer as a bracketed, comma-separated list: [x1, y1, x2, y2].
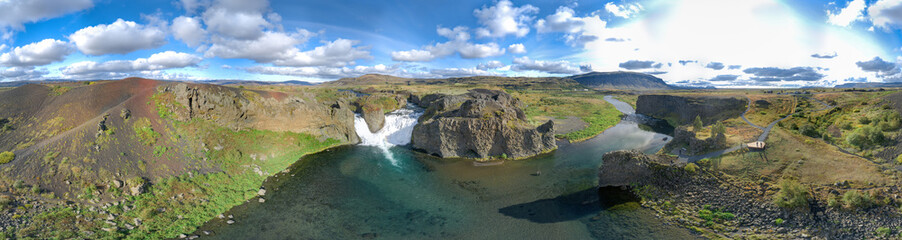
[773, 179, 808, 209]
[693, 116, 703, 132]
[684, 163, 699, 174]
[842, 190, 872, 209]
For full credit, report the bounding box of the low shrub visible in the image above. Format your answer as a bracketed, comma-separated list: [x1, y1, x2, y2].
[0, 151, 14, 164]
[842, 190, 872, 209]
[773, 179, 808, 209]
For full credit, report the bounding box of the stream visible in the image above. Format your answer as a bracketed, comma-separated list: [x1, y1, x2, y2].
[196, 96, 698, 239]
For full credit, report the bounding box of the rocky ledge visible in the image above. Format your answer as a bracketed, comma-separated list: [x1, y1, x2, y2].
[599, 150, 902, 239]
[411, 89, 556, 159]
[636, 95, 745, 125]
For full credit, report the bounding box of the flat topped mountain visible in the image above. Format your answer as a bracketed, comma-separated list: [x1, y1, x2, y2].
[568, 71, 673, 90]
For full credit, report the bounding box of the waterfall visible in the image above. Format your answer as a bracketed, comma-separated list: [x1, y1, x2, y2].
[354, 104, 423, 166]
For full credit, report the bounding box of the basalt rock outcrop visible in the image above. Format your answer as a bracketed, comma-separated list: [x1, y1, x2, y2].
[411, 89, 556, 159]
[598, 150, 684, 188]
[353, 93, 408, 133]
[636, 95, 745, 125]
[666, 127, 728, 155]
[163, 83, 359, 143]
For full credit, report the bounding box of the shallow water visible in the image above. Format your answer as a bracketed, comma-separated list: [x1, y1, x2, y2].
[198, 98, 699, 239]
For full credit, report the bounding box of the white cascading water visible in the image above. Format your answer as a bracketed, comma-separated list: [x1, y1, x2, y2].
[354, 105, 423, 166]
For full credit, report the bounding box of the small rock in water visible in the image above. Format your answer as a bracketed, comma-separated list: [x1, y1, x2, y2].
[203, 231, 211, 235]
[179, 234, 187, 238]
[217, 214, 225, 219]
[257, 189, 266, 196]
[228, 215, 233, 219]
[226, 220, 235, 225]
[258, 198, 266, 203]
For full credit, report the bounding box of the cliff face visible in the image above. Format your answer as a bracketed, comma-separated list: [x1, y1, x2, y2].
[598, 150, 684, 188]
[163, 83, 359, 143]
[636, 95, 745, 125]
[411, 89, 556, 159]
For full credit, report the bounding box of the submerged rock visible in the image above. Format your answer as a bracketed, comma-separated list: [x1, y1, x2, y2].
[411, 89, 556, 159]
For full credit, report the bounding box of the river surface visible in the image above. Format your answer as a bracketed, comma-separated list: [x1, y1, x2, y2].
[197, 97, 698, 239]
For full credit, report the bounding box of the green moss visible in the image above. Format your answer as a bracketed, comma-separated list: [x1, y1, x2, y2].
[133, 118, 160, 146]
[0, 151, 13, 164]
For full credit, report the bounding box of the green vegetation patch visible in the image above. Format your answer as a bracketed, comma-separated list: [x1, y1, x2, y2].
[0, 151, 13, 164]
[773, 179, 809, 209]
[133, 118, 160, 146]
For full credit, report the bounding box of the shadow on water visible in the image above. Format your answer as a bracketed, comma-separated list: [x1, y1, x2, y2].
[497, 187, 640, 224]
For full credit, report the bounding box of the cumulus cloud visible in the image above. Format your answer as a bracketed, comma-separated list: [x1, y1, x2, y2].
[618, 60, 660, 70]
[0, 0, 92, 30]
[477, 60, 505, 70]
[62, 51, 202, 76]
[69, 19, 167, 55]
[473, 0, 538, 38]
[391, 26, 504, 62]
[172, 16, 207, 47]
[705, 62, 725, 70]
[868, 0, 902, 30]
[827, 0, 866, 27]
[202, 4, 271, 40]
[0, 39, 73, 67]
[1, 67, 48, 80]
[728, 65, 742, 70]
[855, 56, 900, 75]
[507, 43, 526, 54]
[535, 6, 603, 48]
[245, 64, 402, 79]
[678, 60, 697, 65]
[269, 38, 371, 67]
[743, 67, 825, 81]
[710, 74, 739, 81]
[811, 52, 838, 59]
[511, 56, 583, 74]
[605, 2, 644, 18]
[430, 67, 500, 78]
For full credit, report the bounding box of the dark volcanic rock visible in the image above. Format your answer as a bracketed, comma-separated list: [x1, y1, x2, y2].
[361, 105, 384, 133]
[666, 127, 727, 155]
[636, 95, 745, 125]
[411, 89, 556, 159]
[598, 150, 683, 188]
[163, 83, 359, 143]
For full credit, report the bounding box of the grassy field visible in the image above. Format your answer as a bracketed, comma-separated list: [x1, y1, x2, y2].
[715, 128, 890, 187]
[512, 90, 622, 142]
[745, 94, 795, 127]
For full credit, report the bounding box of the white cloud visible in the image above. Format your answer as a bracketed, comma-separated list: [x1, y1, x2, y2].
[0, 39, 73, 67]
[578, 0, 888, 87]
[511, 56, 583, 74]
[245, 64, 404, 79]
[868, 0, 902, 30]
[69, 19, 167, 55]
[507, 43, 526, 54]
[458, 42, 505, 59]
[0, 0, 92, 29]
[473, 0, 538, 38]
[270, 38, 372, 67]
[535, 7, 604, 48]
[202, 6, 271, 40]
[1, 67, 47, 80]
[179, 0, 210, 14]
[477, 60, 505, 70]
[0, 45, 6, 52]
[430, 67, 500, 77]
[62, 51, 201, 76]
[172, 16, 207, 47]
[205, 30, 311, 62]
[827, 0, 866, 27]
[605, 2, 644, 19]
[391, 49, 435, 62]
[391, 26, 505, 62]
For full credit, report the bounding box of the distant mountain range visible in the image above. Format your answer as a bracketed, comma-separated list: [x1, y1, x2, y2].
[198, 80, 317, 86]
[833, 82, 902, 88]
[568, 71, 675, 90]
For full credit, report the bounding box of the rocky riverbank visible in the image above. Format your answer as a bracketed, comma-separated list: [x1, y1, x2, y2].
[600, 150, 902, 239]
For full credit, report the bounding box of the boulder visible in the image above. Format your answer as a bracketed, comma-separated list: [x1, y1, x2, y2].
[598, 150, 683, 188]
[411, 89, 556, 159]
[361, 104, 385, 133]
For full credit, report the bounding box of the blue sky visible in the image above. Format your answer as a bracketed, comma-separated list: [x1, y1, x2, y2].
[0, 0, 901, 87]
